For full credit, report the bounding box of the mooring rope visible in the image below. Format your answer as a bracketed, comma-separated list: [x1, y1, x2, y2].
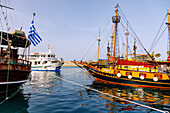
[56, 76, 169, 113]
[0, 87, 20, 104]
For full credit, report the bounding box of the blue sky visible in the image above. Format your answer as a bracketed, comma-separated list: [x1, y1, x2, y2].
[2, 0, 170, 61]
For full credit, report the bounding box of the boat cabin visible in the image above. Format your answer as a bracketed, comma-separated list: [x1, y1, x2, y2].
[29, 53, 59, 66]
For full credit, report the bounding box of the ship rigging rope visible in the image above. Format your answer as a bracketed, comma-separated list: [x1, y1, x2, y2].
[119, 7, 146, 50]
[120, 21, 143, 51]
[81, 38, 96, 60]
[0, 34, 19, 104]
[0, 88, 20, 104]
[92, 28, 111, 60]
[55, 76, 169, 113]
[149, 26, 168, 52]
[0, 1, 19, 104]
[80, 16, 111, 60]
[119, 7, 158, 61]
[119, 24, 133, 56]
[22, 38, 29, 60]
[149, 14, 168, 52]
[0, 0, 10, 31]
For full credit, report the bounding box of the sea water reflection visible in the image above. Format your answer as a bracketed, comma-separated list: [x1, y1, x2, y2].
[0, 67, 170, 113]
[90, 81, 170, 112]
[28, 71, 62, 95]
[0, 89, 30, 113]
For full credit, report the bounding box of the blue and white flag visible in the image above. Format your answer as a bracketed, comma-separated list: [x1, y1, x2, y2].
[28, 19, 42, 46]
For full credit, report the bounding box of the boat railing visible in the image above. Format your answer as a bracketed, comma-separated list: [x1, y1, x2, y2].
[0, 57, 31, 66]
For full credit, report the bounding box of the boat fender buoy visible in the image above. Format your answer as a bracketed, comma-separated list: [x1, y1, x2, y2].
[117, 73, 121, 78]
[153, 76, 158, 82]
[128, 75, 132, 79]
[140, 75, 145, 80]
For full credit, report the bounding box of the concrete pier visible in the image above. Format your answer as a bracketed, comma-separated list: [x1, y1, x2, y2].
[63, 61, 77, 67]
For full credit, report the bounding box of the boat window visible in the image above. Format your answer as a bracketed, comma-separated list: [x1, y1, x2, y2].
[35, 61, 37, 65]
[48, 55, 50, 57]
[30, 55, 36, 58]
[38, 62, 40, 64]
[41, 55, 45, 57]
[51, 61, 58, 63]
[42, 61, 47, 64]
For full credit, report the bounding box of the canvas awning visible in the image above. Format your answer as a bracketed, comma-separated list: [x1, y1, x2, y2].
[0, 31, 31, 48]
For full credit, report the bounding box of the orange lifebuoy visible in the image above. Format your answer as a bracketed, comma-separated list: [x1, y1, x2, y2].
[168, 56, 170, 61]
[108, 56, 113, 61]
[40, 58, 43, 60]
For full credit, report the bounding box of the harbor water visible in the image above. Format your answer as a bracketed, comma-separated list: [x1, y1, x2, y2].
[0, 67, 170, 113]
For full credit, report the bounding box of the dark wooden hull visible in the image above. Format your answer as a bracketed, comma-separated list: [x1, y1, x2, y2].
[0, 82, 23, 99]
[0, 70, 30, 82]
[85, 65, 170, 89]
[0, 62, 31, 96]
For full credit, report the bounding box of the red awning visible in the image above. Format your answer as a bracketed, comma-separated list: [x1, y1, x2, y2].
[116, 59, 154, 67]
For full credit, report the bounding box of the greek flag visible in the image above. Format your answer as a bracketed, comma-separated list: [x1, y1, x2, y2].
[28, 19, 42, 46]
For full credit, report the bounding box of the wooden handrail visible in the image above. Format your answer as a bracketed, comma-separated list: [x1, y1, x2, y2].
[0, 57, 31, 66]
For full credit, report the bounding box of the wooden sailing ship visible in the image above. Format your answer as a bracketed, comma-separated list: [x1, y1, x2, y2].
[0, 30, 31, 97]
[79, 3, 170, 89]
[0, 4, 31, 99]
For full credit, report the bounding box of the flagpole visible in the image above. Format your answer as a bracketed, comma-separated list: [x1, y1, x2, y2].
[23, 13, 35, 57]
[33, 13, 35, 20]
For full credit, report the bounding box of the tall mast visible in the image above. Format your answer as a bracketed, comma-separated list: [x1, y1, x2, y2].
[107, 40, 110, 57]
[167, 9, 170, 51]
[133, 38, 137, 60]
[112, 3, 120, 58]
[97, 27, 101, 62]
[125, 20, 129, 60]
[110, 24, 114, 56]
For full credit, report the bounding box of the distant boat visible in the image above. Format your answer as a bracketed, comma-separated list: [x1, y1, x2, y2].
[28, 46, 64, 71]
